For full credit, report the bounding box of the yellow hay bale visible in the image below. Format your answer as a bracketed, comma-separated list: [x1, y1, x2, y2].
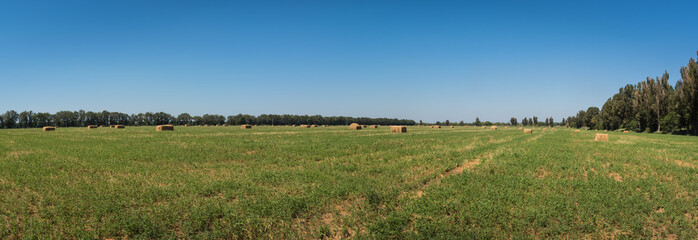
[623, 130, 629, 133]
[109, 125, 116, 128]
[292, 124, 297, 127]
[369, 125, 379, 128]
[87, 125, 98, 129]
[518, 127, 523, 130]
[432, 125, 441, 129]
[350, 124, 362, 130]
[361, 125, 367, 128]
[490, 126, 498, 130]
[114, 125, 125, 129]
[595, 133, 608, 141]
[450, 126, 455, 128]
[299, 124, 310, 128]
[184, 124, 189, 127]
[241, 125, 252, 129]
[99, 125, 104, 127]
[390, 126, 407, 133]
[156, 125, 174, 131]
[575, 130, 581, 132]
[603, 130, 607, 132]
[524, 129, 533, 133]
[481, 126, 486, 129]
[42, 126, 55, 131]
[311, 125, 318, 127]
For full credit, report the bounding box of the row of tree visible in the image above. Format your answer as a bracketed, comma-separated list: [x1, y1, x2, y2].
[566, 50, 698, 134]
[509, 117, 556, 127]
[0, 110, 416, 128]
[421, 116, 558, 127]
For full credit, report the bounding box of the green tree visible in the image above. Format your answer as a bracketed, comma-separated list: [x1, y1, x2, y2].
[18, 111, 33, 128]
[652, 72, 672, 132]
[660, 111, 680, 134]
[176, 113, 192, 125]
[678, 51, 698, 134]
[2, 110, 19, 128]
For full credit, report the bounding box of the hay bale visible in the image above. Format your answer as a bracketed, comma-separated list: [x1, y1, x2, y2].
[623, 130, 629, 133]
[241, 125, 252, 129]
[523, 129, 533, 133]
[481, 126, 486, 129]
[99, 125, 104, 127]
[390, 126, 407, 133]
[156, 125, 174, 131]
[450, 126, 455, 128]
[300, 124, 310, 128]
[490, 126, 498, 130]
[42, 126, 55, 131]
[292, 124, 297, 127]
[114, 125, 125, 129]
[184, 124, 189, 127]
[432, 125, 441, 129]
[311, 125, 318, 127]
[109, 125, 116, 128]
[519, 127, 523, 130]
[361, 125, 367, 128]
[87, 125, 98, 129]
[350, 124, 362, 130]
[369, 125, 379, 128]
[574, 130, 581, 132]
[603, 130, 607, 132]
[595, 133, 608, 141]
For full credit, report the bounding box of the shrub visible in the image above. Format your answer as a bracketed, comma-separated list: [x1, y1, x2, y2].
[660, 111, 680, 134]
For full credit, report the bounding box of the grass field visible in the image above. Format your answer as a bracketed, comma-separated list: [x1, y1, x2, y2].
[1, 126, 697, 239]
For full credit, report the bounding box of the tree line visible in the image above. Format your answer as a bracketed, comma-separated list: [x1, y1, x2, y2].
[566, 50, 698, 135]
[508, 116, 558, 127]
[0, 110, 416, 128]
[423, 116, 558, 127]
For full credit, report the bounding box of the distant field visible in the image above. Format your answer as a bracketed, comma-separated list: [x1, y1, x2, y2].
[1, 126, 696, 239]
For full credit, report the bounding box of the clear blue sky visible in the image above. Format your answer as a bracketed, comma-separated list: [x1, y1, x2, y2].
[1, 0, 697, 123]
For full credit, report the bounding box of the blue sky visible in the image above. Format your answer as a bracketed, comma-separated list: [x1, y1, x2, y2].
[1, 0, 697, 123]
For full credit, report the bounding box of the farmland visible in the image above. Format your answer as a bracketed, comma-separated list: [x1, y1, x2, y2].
[1, 126, 697, 239]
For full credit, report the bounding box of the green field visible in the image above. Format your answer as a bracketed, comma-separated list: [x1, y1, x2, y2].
[1, 126, 696, 239]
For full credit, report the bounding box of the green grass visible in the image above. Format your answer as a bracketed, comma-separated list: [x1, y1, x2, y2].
[1, 126, 696, 239]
